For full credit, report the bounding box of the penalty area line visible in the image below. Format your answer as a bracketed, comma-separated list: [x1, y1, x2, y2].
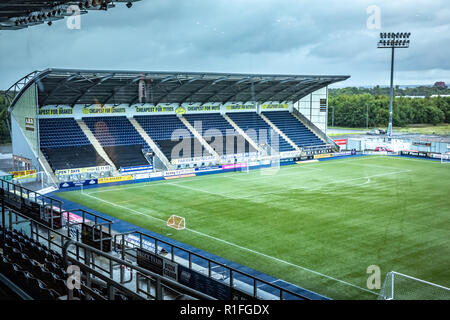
[82, 191, 380, 297]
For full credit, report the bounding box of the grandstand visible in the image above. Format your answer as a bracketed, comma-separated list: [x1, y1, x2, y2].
[134, 114, 209, 160]
[183, 113, 256, 156]
[2, 69, 450, 301]
[262, 111, 327, 151]
[228, 111, 293, 152]
[0, 68, 351, 300]
[4, 68, 348, 183]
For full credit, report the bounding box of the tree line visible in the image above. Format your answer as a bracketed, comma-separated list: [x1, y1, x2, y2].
[328, 86, 450, 128]
[328, 85, 449, 97]
[0, 86, 449, 145]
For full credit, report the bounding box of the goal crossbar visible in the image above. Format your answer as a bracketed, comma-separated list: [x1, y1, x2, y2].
[380, 271, 450, 300]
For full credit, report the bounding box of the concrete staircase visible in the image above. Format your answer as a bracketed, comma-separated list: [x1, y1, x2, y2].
[291, 108, 339, 152]
[222, 114, 262, 152]
[179, 116, 220, 159]
[128, 117, 173, 170]
[37, 155, 58, 187]
[76, 119, 120, 175]
[259, 113, 302, 152]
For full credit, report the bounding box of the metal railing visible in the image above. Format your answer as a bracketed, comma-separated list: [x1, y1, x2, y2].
[1, 180, 314, 300]
[62, 240, 216, 300]
[292, 108, 340, 152]
[0, 179, 63, 230]
[0, 192, 218, 300]
[113, 230, 311, 300]
[0, 273, 33, 300]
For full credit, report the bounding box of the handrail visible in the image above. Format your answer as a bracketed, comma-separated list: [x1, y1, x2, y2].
[1, 180, 314, 300]
[113, 230, 311, 300]
[62, 240, 217, 300]
[0, 273, 34, 300]
[292, 108, 340, 151]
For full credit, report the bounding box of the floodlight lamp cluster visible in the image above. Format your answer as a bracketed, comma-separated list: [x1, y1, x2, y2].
[2, 0, 139, 29]
[13, 6, 66, 26]
[378, 32, 411, 48]
[78, 0, 115, 11]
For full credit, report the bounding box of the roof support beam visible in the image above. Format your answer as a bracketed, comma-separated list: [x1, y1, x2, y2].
[253, 81, 292, 102]
[252, 78, 298, 102]
[102, 75, 143, 105]
[70, 74, 114, 107]
[155, 76, 203, 105]
[221, 80, 256, 103]
[200, 77, 252, 104]
[288, 81, 329, 103]
[39, 73, 79, 106]
[8, 69, 350, 111]
[179, 77, 229, 104]
[128, 94, 140, 106]
[264, 79, 316, 102]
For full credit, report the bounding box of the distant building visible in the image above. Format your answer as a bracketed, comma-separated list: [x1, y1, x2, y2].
[434, 81, 447, 88]
[395, 95, 450, 99]
[395, 95, 425, 98]
[431, 94, 450, 98]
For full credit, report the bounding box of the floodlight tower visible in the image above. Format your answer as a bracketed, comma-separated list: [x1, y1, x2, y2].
[377, 32, 411, 137]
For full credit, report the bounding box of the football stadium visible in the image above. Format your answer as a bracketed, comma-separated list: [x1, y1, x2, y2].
[0, 1, 449, 304]
[1, 67, 449, 301]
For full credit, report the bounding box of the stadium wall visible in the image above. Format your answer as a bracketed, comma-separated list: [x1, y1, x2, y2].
[10, 83, 42, 170]
[347, 137, 449, 154]
[295, 87, 328, 133]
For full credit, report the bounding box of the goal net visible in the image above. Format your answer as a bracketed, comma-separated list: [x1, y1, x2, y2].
[379, 271, 450, 300]
[240, 162, 249, 173]
[167, 215, 186, 230]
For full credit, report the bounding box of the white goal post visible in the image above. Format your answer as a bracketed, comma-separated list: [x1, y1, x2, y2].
[240, 162, 249, 173]
[167, 215, 186, 230]
[379, 271, 450, 300]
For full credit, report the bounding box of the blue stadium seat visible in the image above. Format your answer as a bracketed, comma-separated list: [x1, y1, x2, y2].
[134, 115, 210, 160]
[39, 118, 108, 170]
[83, 116, 149, 148]
[228, 112, 294, 152]
[183, 113, 256, 155]
[262, 111, 327, 149]
[39, 118, 91, 148]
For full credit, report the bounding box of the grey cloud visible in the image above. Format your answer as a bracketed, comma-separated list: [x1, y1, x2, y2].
[0, 0, 449, 89]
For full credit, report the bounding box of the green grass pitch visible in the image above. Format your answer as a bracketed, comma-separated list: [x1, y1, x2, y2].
[57, 156, 450, 299]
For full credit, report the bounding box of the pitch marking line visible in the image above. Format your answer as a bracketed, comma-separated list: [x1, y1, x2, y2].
[85, 156, 383, 195]
[223, 158, 411, 183]
[82, 191, 381, 297]
[168, 183, 239, 200]
[231, 167, 411, 185]
[87, 171, 238, 195]
[236, 169, 409, 199]
[87, 156, 373, 194]
[387, 156, 446, 165]
[86, 166, 411, 202]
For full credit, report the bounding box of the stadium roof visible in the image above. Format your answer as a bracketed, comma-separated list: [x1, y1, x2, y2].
[0, 1, 140, 30]
[6, 68, 350, 110]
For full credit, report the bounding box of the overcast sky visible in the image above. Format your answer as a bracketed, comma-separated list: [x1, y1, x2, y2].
[0, 0, 449, 89]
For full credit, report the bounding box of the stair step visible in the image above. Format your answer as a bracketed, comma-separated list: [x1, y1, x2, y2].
[76, 120, 119, 174]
